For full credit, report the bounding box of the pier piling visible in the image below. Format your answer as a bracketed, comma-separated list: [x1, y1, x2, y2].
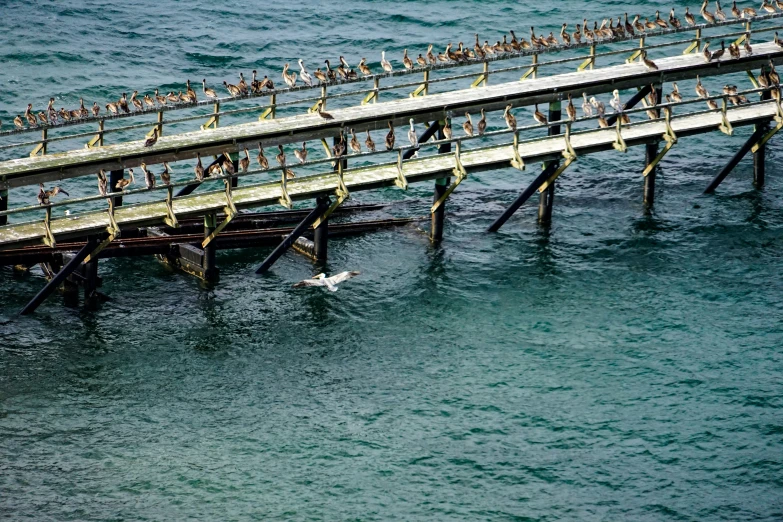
[204, 214, 218, 281]
[431, 122, 451, 242]
[538, 102, 561, 223]
[644, 84, 663, 206]
[109, 170, 124, 206]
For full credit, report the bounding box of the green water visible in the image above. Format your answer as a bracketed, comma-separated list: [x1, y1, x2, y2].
[2, 0, 783, 519]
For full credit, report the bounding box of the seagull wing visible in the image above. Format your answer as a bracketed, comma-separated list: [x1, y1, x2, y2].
[323, 271, 360, 286]
[293, 278, 326, 288]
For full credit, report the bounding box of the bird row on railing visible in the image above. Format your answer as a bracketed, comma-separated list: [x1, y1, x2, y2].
[34, 62, 782, 208]
[4, 0, 779, 132]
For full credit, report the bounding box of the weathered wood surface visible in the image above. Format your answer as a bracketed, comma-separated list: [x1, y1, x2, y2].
[1, 43, 782, 189]
[1, 100, 778, 249]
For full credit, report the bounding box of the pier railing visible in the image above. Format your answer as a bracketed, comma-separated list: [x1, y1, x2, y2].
[2, 11, 783, 157]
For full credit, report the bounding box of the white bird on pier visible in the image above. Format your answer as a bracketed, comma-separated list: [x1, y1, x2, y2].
[381, 51, 393, 73]
[293, 271, 360, 291]
[609, 89, 623, 112]
[407, 118, 417, 148]
[298, 59, 313, 87]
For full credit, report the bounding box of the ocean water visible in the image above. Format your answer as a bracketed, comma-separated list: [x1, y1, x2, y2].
[1, 0, 783, 520]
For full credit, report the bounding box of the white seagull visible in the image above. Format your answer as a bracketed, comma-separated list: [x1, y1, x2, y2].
[293, 271, 360, 292]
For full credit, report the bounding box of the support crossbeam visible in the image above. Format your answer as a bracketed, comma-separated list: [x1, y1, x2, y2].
[487, 162, 558, 232]
[255, 197, 331, 274]
[704, 123, 768, 193]
[19, 236, 99, 315]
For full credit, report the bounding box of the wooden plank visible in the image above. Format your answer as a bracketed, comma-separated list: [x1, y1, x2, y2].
[2, 43, 783, 189]
[1, 100, 778, 250]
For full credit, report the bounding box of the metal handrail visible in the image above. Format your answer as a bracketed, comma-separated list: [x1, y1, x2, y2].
[1, 10, 781, 146]
[2, 83, 776, 219]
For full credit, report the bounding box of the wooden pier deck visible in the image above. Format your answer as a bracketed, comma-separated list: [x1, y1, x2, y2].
[1, 99, 779, 249]
[1, 43, 782, 189]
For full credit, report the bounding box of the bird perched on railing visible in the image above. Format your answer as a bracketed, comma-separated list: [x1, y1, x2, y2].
[641, 50, 658, 70]
[610, 90, 623, 112]
[670, 82, 683, 102]
[97, 170, 108, 196]
[744, 33, 753, 55]
[669, 8, 682, 28]
[701, 0, 717, 22]
[685, 7, 696, 25]
[144, 127, 158, 147]
[202, 79, 218, 100]
[186, 80, 198, 103]
[154, 89, 167, 106]
[582, 93, 593, 117]
[566, 94, 577, 121]
[257, 143, 269, 170]
[715, 1, 727, 21]
[118, 93, 130, 113]
[381, 51, 393, 72]
[222, 152, 235, 175]
[533, 104, 548, 125]
[385, 121, 395, 150]
[349, 130, 362, 154]
[195, 153, 205, 181]
[294, 142, 308, 163]
[24, 105, 37, 127]
[224, 80, 242, 96]
[115, 169, 134, 190]
[695, 75, 709, 98]
[332, 134, 346, 158]
[463, 112, 474, 136]
[365, 130, 376, 152]
[92, 102, 100, 117]
[276, 144, 287, 169]
[160, 162, 171, 185]
[403, 49, 414, 70]
[141, 162, 155, 189]
[503, 105, 517, 130]
[237, 73, 248, 95]
[298, 60, 313, 87]
[761, 0, 776, 13]
[282, 63, 297, 88]
[130, 91, 143, 111]
[38, 183, 69, 205]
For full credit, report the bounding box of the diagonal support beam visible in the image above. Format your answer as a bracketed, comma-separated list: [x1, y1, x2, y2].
[255, 197, 331, 274]
[487, 161, 558, 232]
[704, 123, 768, 193]
[19, 236, 100, 315]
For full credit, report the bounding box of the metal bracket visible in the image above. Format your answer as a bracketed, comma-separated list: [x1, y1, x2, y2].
[280, 170, 293, 209]
[86, 121, 104, 149]
[772, 88, 783, 124]
[521, 54, 538, 81]
[83, 232, 117, 264]
[42, 206, 55, 247]
[470, 63, 489, 88]
[747, 70, 760, 89]
[719, 97, 734, 136]
[313, 192, 349, 229]
[146, 111, 164, 138]
[335, 159, 349, 198]
[612, 118, 628, 153]
[663, 109, 678, 144]
[562, 123, 577, 161]
[163, 185, 179, 228]
[683, 28, 701, 54]
[411, 70, 430, 97]
[626, 37, 645, 64]
[258, 94, 277, 120]
[751, 119, 783, 153]
[642, 139, 675, 177]
[510, 132, 525, 170]
[735, 22, 751, 46]
[201, 183, 239, 248]
[202, 102, 220, 130]
[430, 141, 468, 213]
[106, 197, 121, 238]
[310, 86, 328, 113]
[30, 129, 47, 157]
[362, 78, 380, 105]
[395, 150, 409, 190]
[578, 44, 597, 71]
[539, 155, 576, 193]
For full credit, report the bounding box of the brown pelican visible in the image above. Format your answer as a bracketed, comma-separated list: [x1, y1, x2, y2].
[224, 80, 242, 96]
[186, 79, 198, 102]
[97, 170, 108, 196]
[381, 51, 393, 72]
[155, 89, 167, 105]
[294, 142, 308, 164]
[257, 143, 269, 170]
[385, 121, 395, 150]
[503, 105, 517, 130]
[685, 7, 696, 25]
[745, 34, 753, 55]
[118, 93, 130, 113]
[298, 60, 313, 87]
[582, 93, 593, 117]
[671, 83, 683, 102]
[670, 8, 682, 28]
[701, 0, 716, 23]
[37, 183, 69, 205]
[195, 153, 205, 181]
[282, 63, 297, 88]
[24, 104, 37, 126]
[115, 169, 134, 190]
[276, 145, 286, 167]
[566, 94, 577, 121]
[144, 127, 158, 147]
[695, 76, 709, 98]
[402, 49, 413, 70]
[427, 44, 437, 64]
[731, 0, 742, 17]
[533, 104, 548, 125]
[203, 79, 218, 99]
[641, 50, 658, 70]
[130, 91, 143, 111]
[365, 130, 376, 152]
[240, 147, 251, 172]
[477, 109, 487, 135]
[141, 162, 155, 189]
[463, 112, 474, 136]
[238, 73, 248, 95]
[160, 162, 171, 185]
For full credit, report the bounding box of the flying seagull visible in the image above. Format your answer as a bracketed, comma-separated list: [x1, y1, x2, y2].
[293, 271, 360, 292]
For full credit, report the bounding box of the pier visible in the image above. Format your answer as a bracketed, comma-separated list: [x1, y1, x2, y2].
[2, 10, 783, 313]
